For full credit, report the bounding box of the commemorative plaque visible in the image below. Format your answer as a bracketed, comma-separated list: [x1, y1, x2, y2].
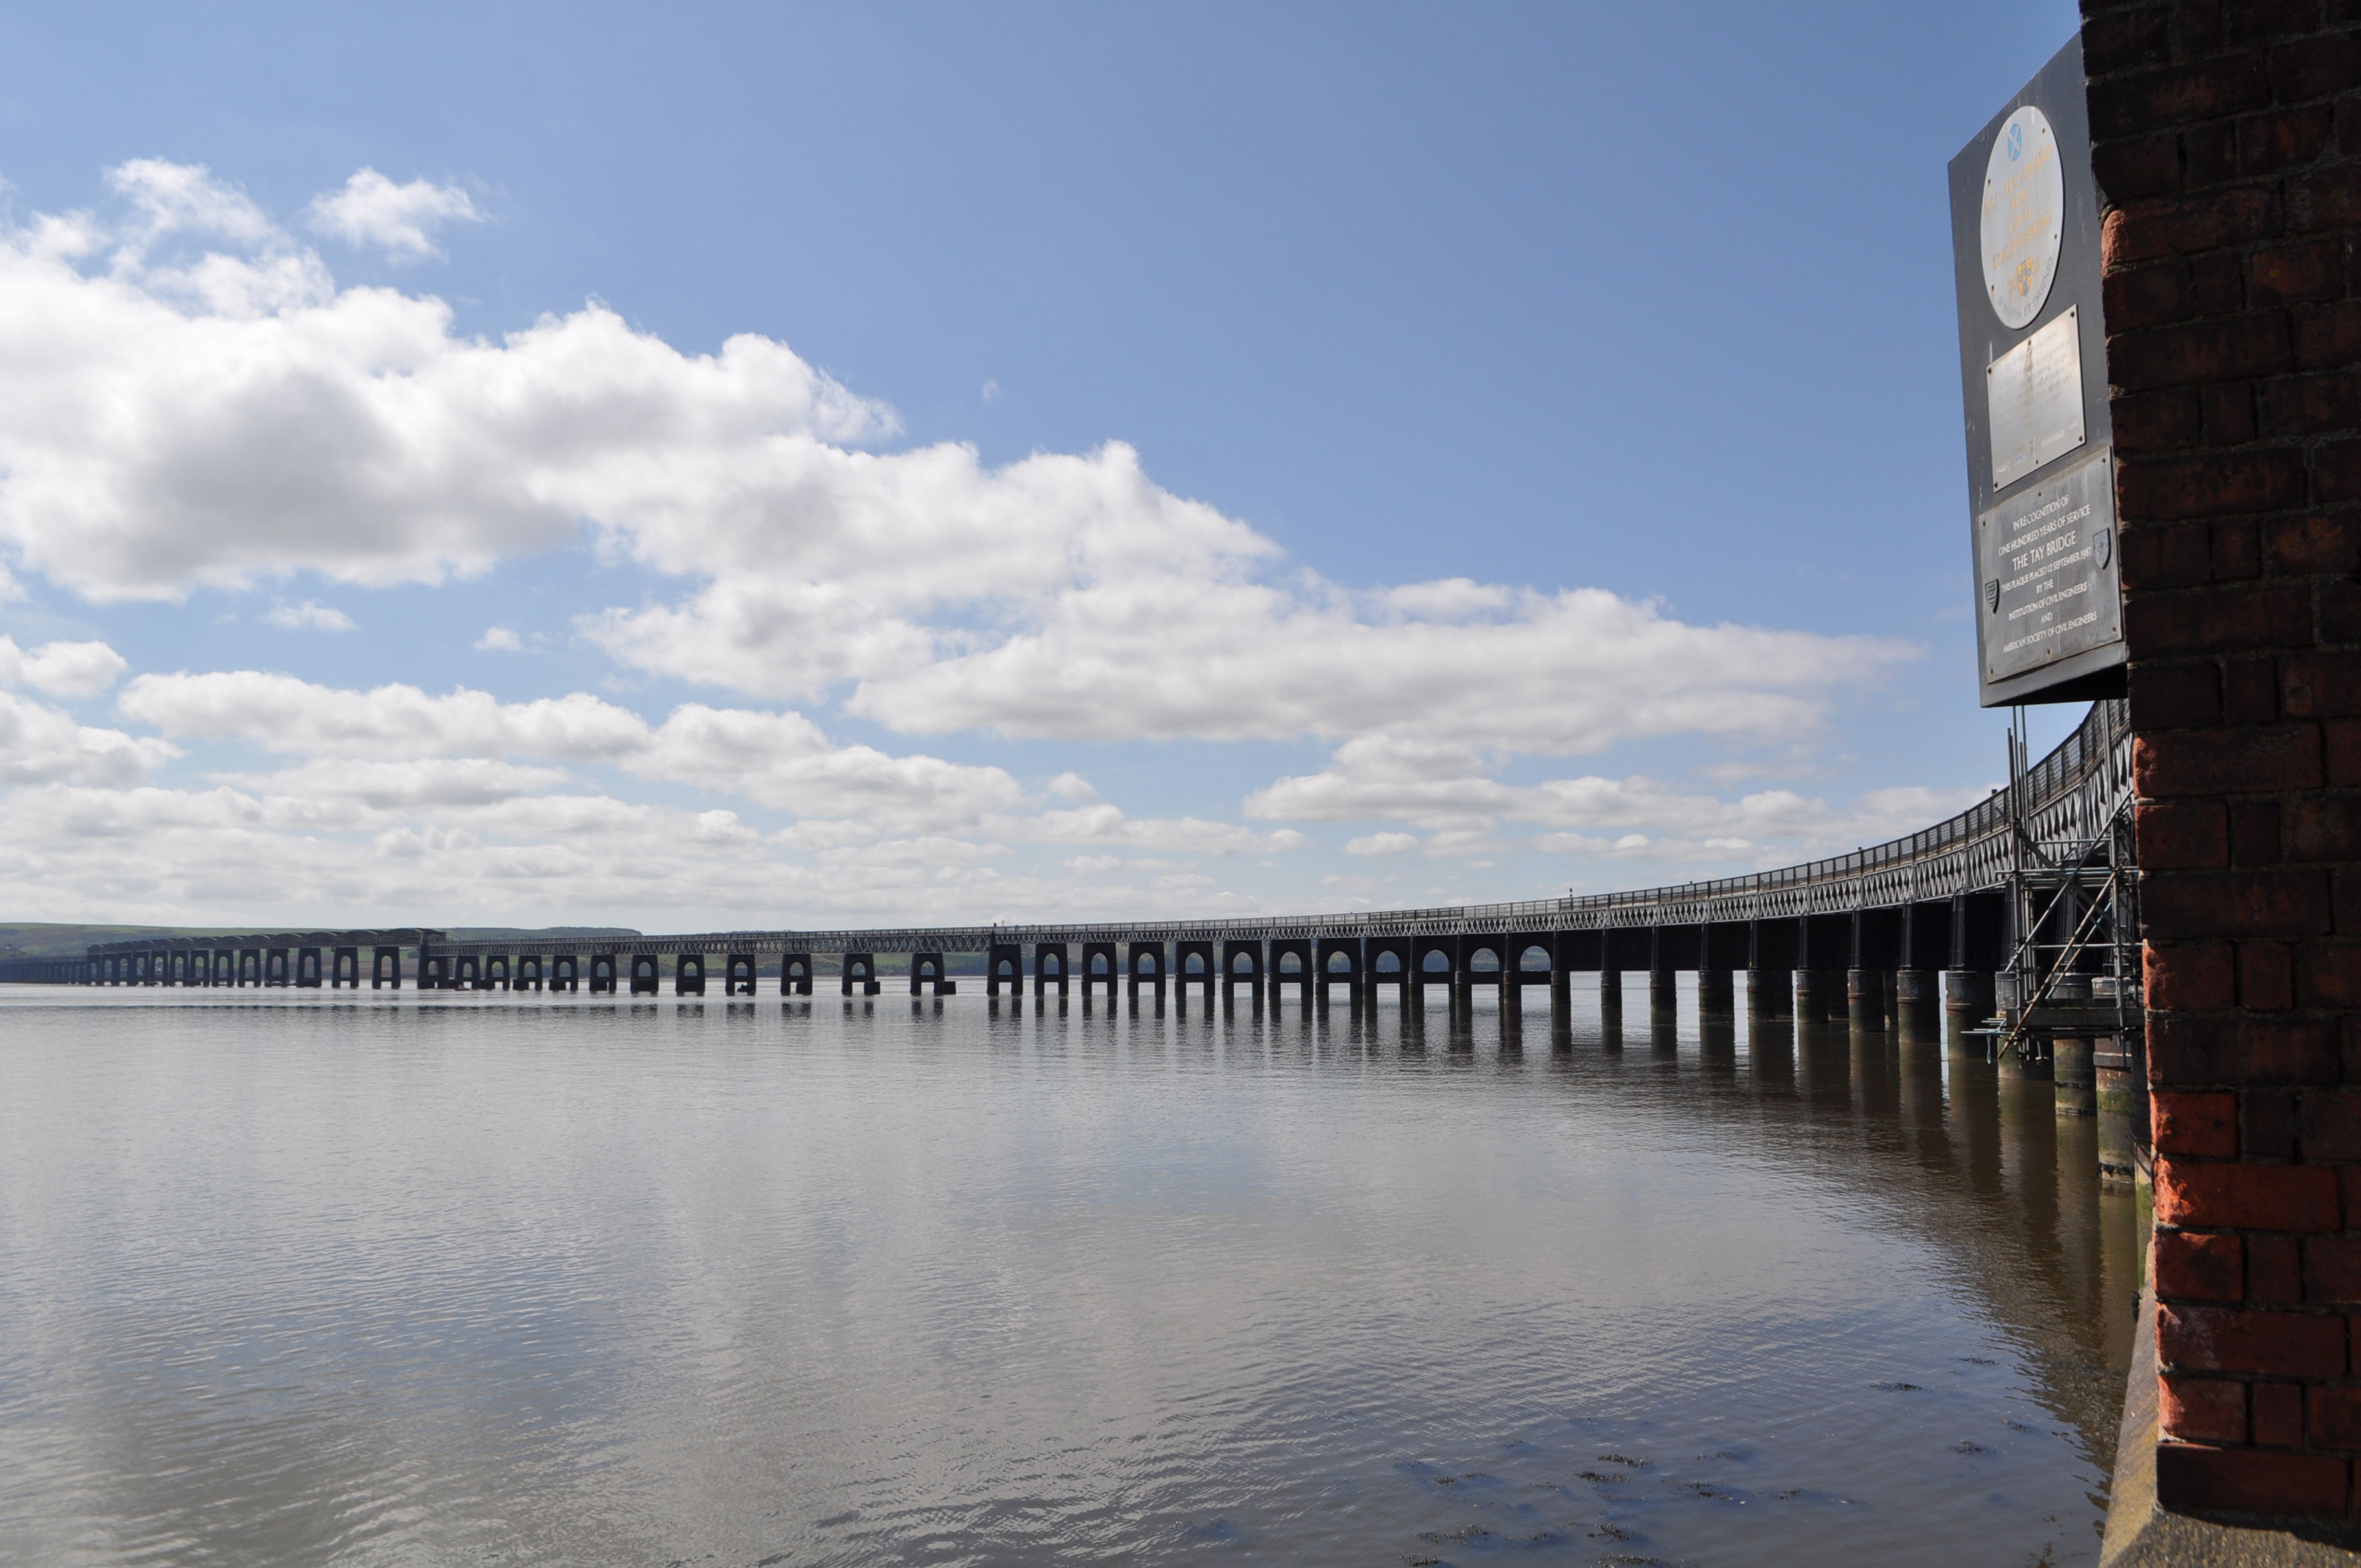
[1948, 35, 2125, 706]
[1987, 306, 2085, 488]
[1976, 448, 2119, 683]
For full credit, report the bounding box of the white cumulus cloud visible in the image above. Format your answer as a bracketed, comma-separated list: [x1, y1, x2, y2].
[306, 170, 482, 261]
[264, 600, 356, 631]
[0, 636, 128, 697]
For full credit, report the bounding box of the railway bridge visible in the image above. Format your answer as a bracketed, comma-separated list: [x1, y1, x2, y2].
[41, 701, 2135, 1044]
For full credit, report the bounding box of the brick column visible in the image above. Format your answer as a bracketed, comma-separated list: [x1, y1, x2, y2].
[2082, 0, 2361, 1525]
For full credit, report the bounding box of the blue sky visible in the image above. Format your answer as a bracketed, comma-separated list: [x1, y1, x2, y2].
[0, 0, 2090, 929]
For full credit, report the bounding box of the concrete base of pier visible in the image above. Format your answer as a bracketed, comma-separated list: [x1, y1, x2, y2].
[1697, 968, 1733, 1020]
[1746, 966, 1792, 1020]
[2100, 1286, 2361, 1566]
[1846, 968, 1886, 1032]
[1945, 969, 1996, 1015]
[2055, 1037, 2096, 1119]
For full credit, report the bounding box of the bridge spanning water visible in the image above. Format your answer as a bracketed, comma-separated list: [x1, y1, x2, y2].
[31, 703, 2136, 1040]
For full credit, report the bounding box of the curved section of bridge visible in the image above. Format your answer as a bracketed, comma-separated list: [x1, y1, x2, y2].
[47, 700, 2131, 1015]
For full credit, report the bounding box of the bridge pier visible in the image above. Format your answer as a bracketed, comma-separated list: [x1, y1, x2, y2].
[1316, 937, 1360, 1010]
[1219, 940, 1263, 1003]
[1846, 968, 1886, 1033]
[1175, 940, 1215, 1003]
[1126, 941, 1165, 1001]
[1945, 970, 1997, 1016]
[590, 953, 617, 995]
[1598, 963, 1623, 1028]
[1270, 939, 1312, 1010]
[1648, 965, 1677, 1027]
[515, 954, 544, 992]
[841, 952, 880, 997]
[910, 952, 954, 996]
[1697, 968, 1734, 1021]
[628, 954, 659, 995]
[551, 954, 579, 993]
[1893, 968, 1937, 1036]
[780, 952, 812, 996]
[1034, 943, 1067, 999]
[986, 943, 1020, 997]
[676, 954, 706, 996]
[1081, 941, 1120, 1003]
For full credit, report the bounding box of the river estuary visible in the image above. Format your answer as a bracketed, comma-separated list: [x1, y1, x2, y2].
[0, 983, 2137, 1567]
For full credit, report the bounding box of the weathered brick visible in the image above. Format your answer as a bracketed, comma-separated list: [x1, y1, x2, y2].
[2150, 1013, 2343, 1084]
[2163, 1228, 2249, 1301]
[2161, 1301, 2350, 1372]
[2313, 1237, 2361, 1293]
[2326, 585, 2361, 646]
[2313, 1384, 2361, 1448]
[2109, 259, 2197, 329]
[2298, 164, 2361, 231]
[2242, 105, 2337, 173]
[2302, 1091, 2361, 1162]
[2248, 1088, 2302, 1155]
[2298, 300, 2361, 371]
[2130, 663, 2224, 728]
[2252, 243, 2349, 310]
[2227, 661, 2280, 726]
[2254, 1382, 2306, 1447]
[2339, 871, 2361, 937]
[2253, 1238, 2305, 1307]
[2110, 315, 2295, 391]
[2225, 0, 2322, 44]
[2096, 129, 2186, 200]
[2156, 1159, 2343, 1232]
[2300, 940, 2361, 1005]
[2088, 8, 2175, 76]
[2169, 0, 2223, 54]
[2274, 28, 2361, 99]
[2187, 123, 2241, 188]
[2158, 1441, 2349, 1518]
[2289, 796, 2361, 858]
[2263, 514, 2361, 573]
[2130, 587, 2318, 655]
[2332, 721, 2361, 787]
[2232, 799, 2285, 865]
[2242, 942, 2297, 1007]
[2307, 1235, 2361, 1302]
[2260, 371, 2361, 435]
[2164, 1373, 2250, 1440]
[2123, 520, 2221, 588]
[2092, 57, 2274, 141]
[2137, 725, 2322, 794]
[2115, 387, 2207, 452]
[2158, 1088, 2244, 1153]
[2288, 655, 2361, 717]
[2320, 440, 2361, 503]
[2208, 387, 2263, 449]
[2141, 800, 2233, 871]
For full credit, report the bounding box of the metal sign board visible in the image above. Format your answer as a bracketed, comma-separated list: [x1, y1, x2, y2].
[1949, 34, 2125, 707]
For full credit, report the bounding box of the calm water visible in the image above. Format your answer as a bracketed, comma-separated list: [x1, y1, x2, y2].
[0, 983, 2139, 1567]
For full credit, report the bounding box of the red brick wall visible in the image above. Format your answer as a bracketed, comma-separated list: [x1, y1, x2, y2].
[2081, 0, 2361, 1524]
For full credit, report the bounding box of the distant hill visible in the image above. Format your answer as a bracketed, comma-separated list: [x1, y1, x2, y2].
[0, 923, 644, 959]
